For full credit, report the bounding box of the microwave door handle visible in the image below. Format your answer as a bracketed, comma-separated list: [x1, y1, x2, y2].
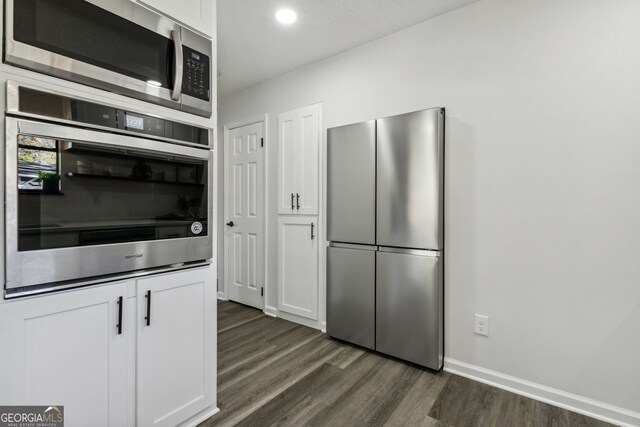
[171, 30, 183, 102]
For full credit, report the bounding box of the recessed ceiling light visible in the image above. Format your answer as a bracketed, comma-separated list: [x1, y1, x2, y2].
[275, 8, 297, 24]
[146, 80, 162, 87]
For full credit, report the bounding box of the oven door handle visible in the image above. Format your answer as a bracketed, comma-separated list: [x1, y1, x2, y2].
[15, 118, 209, 161]
[171, 30, 183, 102]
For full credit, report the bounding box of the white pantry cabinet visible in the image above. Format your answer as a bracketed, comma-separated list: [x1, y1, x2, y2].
[0, 266, 216, 427]
[137, 267, 216, 427]
[0, 281, 135, 427]
[131, 0, 214, 38]
[278, 104, 322, 215]
[277, 216, 319, 320]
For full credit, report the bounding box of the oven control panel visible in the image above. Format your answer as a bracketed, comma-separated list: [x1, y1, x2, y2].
[182, 46, 210, 102]
[16, 87, 210, 146]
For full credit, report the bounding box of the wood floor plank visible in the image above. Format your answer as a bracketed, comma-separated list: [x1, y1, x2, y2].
[269, 395, 331, 427]
[234, 362, 343, 427]
[326, 342, 366, 369]
[385, 370, 451, 426]
[218, 317, 301, 364]
[202, 301, 616, 427]
[218, 321, 315, 371]
[306, 356, 416, 426]
[429, 375, 506, 426]
[218, 332, 322, 391]
[312, 352, 384, 407]
[207, 335, 344, 426]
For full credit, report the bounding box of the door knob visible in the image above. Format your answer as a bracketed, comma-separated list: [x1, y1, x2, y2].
[226, 221, 234, 227]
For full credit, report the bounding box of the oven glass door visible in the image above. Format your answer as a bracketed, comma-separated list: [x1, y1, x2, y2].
[13, 0, 174, 90]
[6, 117, 212, 291]
[13, 124, 208, 252]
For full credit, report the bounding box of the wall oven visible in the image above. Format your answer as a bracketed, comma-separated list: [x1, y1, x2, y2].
[4, 0, 212, 117]
[4, 82, 213, 297]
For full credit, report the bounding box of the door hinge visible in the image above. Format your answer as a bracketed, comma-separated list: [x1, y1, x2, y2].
[261, 287, 264, 297]
[261, 137, 264, 147]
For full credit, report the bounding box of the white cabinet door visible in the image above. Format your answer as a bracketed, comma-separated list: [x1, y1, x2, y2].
[277, 216, 318, 320]
[132, 0, 214, 38]
[296, 104, 321, 215]
[0, 282, 133, 427]
[278, 112, 297, 214]
[278, 104, 321, 215]
[137, 267, 216, 427]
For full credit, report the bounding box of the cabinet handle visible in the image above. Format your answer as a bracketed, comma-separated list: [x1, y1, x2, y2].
[116, 296, 123, 335]
[144, 290, 151, 326]
[311, 222, 315, 240]
[291, 193, 294, 210]
[296, 193, 300, 210]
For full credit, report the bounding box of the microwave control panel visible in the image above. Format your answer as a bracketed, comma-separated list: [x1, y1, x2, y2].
[182, 46, 210, 102]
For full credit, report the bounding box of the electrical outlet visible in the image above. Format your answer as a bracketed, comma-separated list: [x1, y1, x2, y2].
[474, 314, 489, 336]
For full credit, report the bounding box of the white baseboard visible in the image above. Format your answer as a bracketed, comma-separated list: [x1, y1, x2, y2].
[216, 291, 227, 300]
[180, 406, 220, 427]
[444, 358, 640, 427]
[275, 310, 321, 330]
[320, 321, 326, 333]
[264, 305, 278, 317]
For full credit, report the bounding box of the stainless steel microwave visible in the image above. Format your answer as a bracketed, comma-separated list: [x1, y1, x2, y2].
[4, 0, 212, 117]
[4, 82, 213, 298]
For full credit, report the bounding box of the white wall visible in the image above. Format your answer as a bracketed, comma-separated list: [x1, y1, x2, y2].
[218, 0, 640, 421]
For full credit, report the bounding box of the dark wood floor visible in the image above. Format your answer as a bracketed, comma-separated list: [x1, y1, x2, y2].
[199, 301, 614, 427]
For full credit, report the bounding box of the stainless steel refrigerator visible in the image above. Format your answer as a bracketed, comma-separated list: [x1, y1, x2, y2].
[326, 107, 444, 370]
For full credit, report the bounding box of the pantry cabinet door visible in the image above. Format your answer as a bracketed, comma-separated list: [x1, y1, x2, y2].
[278, 104, 321, 215]
[277, 216, 319, 320]
[278, 110, 298, 214]
[295, 104, 321, 215]
[136, 266, 216, 427]
[0, 282, 133, 427]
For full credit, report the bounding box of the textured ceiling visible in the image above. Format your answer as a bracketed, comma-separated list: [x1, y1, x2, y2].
[217, 0, 480, 98]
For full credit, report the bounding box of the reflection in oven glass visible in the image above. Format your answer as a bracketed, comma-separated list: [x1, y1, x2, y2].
[17, 134, 208, 251]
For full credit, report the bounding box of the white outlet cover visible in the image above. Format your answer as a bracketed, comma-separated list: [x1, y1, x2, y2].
[474, 314, 489, 336]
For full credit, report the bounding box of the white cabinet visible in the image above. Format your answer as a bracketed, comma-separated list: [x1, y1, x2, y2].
[131, 0, 214, 38]
[277, 216, 319, 320]
[278, 104, 321, 215]
[0, 266, 216, 427]
[0, 281, 135, 427]
[137, 267, 216, 427]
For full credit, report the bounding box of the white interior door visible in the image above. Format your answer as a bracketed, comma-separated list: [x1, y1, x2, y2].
[225, 122, 265, 309]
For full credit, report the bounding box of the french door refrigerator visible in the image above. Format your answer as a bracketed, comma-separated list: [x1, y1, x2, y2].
[326, 107, 444, 370]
